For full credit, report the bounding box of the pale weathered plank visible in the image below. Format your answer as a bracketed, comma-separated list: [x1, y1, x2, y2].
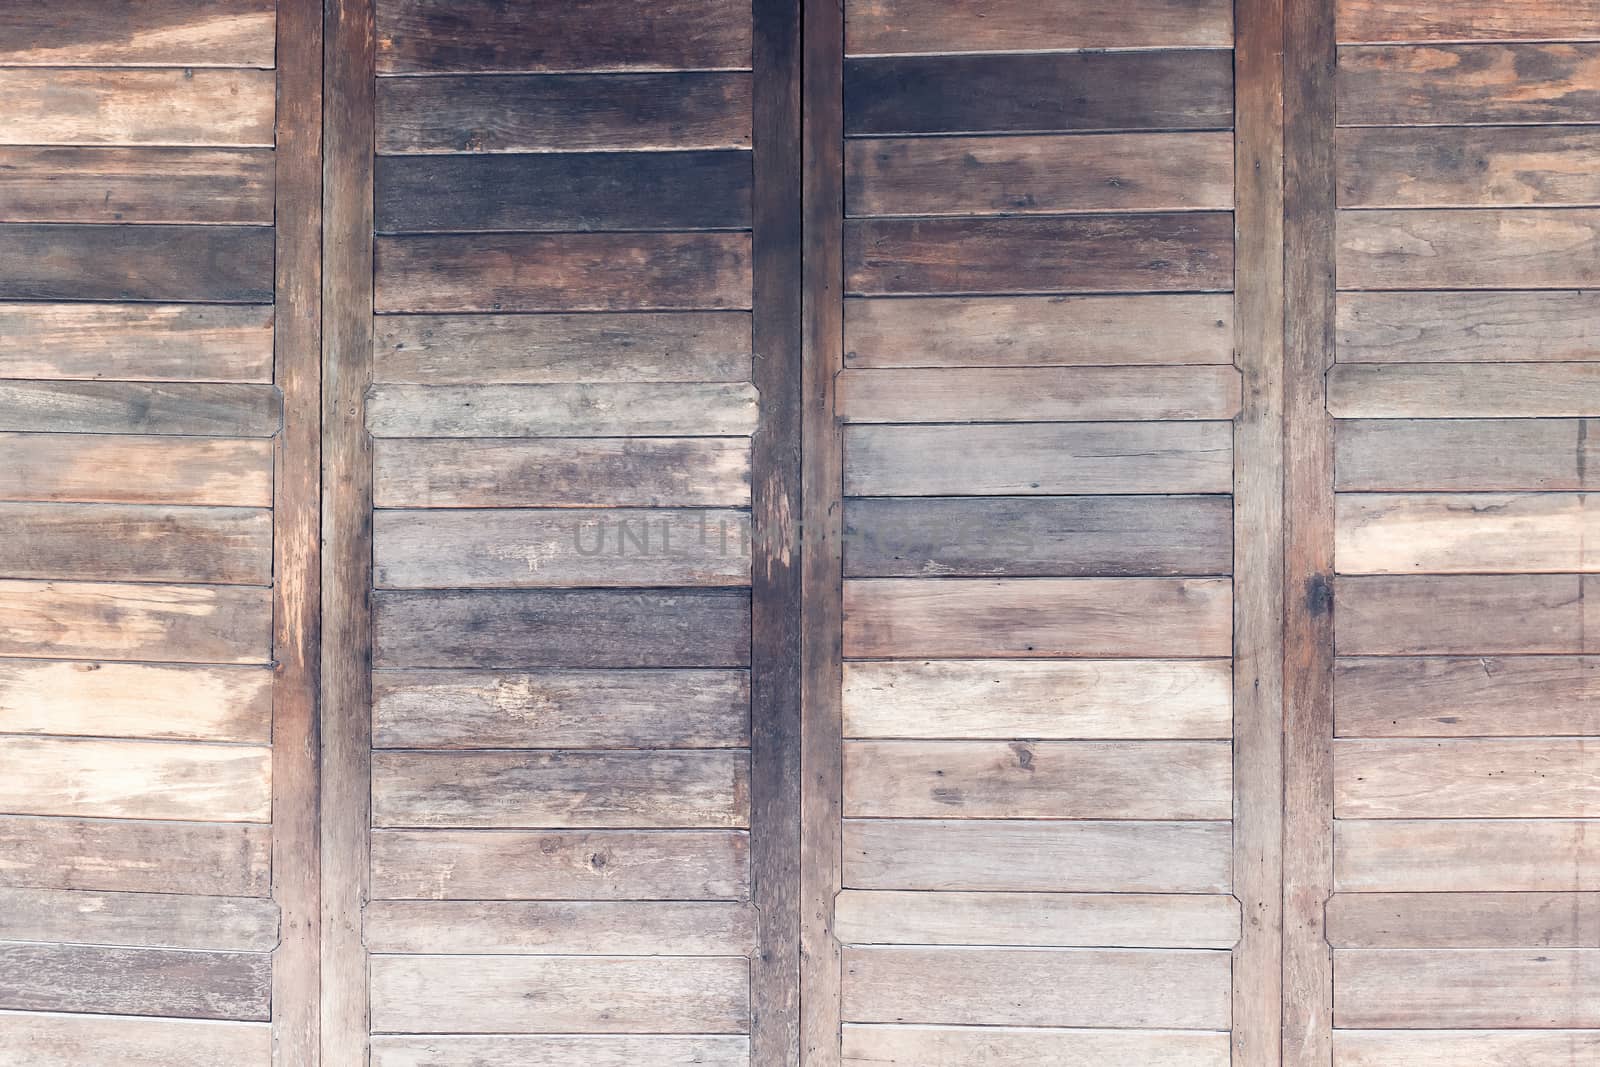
[1338, 44, 1600, 126]
[370, 829, 750, 901]
[0, 943, 270, 1021]
[1337, 292, 1600, 364]
[1336, 656, 1600, 737]
[367, 383, 760, 437]
[835, 891, 1240, 949]
[845, 819, 1232, 893]
[0, 304, 273, 383]
[1334, 1029, 1600, 1067]
[0, 503, 272, 584]
[0, 149, 275, 226]
[1337, 820, 1600, 892]
[1328, 364, 1600, 419]
[0, 737, 270, 823]
[1326, 892, 1600, 948]
[1336, 493, 1600, 574]
[1335, 419, 1600, 491]
[1338, 209, 1600, 290]
[0, 434, 273, 507]
[843, 578, 1233, 658]
[0, 660, 272, 743]
[0, 1012, 271, 1067]
[1334, 948, 1600, 1028]
[0, 815, 271, 896]
[846, 0, 1231, 52]
[0, 69, 276, 147]
[842, 1025, 1231, 1067]
[371, 1036, 750, 1067]
[0, 888, 278, 951]
[1339, 0, 1600, 42]
[1338, 127, 1600, 208]
[836, 367, 1242, 423]
[0, 382, 281, 437]
[364, 900, 755, 955]
[844, 294, 1235, 369]
[842, 946, 1232, 1028]
[1336, 574, 1597, 655]
[844, 740, 1231, 819]
[1335, 738, 1600, 819]
[0, 580, 272, 664]
[842, 659, 1233, 740]
[369, 955, 749, 1034]
[0, 0, 276, 66]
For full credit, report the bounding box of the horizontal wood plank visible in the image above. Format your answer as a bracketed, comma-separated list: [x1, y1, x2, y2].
[1336, 493, 1600, 574]
[0, 580, 272, 663]
[0, 225, 274, 303]
[1335, 419, 1600, 491]
[1328, 364, 1600, 419]
[364, 900, 755, 955]
[0, 503, 271, 584]
[0, 434, 273, 507]
[1335, 738, 1600, 819]
[0, 381, 281, 437]
[0, 69, 275, 147]
[0, 737, 271, 822]
[0, 815, 271, 896]
[0, 943, 270, 1021]
[847, 0, 1231, 52]
[0, 659, 272, 743]
[1337, 291, 1600, 363]
[0, 887, 278, 951]
[0, 148, 274, 225]
[0, 1012, 271, 1067]
[1337, 819, 1600, 892]
[0, 304, 273, 383]
[1338, 0, 1600, 42]
[835, 891, 1240, 949]
[842, 1025, 1231, 1067]
[0, 0, 276, 66]
[1326, 892, 1600, 948]
[1334, 948, 1600, 1028]
[1334, 1029, 1600, 1067]
[1339, 44, 1600, 126]
[836, 367, 1241, 423]
[1338, 209, 1600, 290]
[366, 382, 759, 437]
[1338, 127, 1600, 208]
[1336, 655, 1600, 737]
[1337, 574, 1599, 655]
[371, 1036, 750, 1067]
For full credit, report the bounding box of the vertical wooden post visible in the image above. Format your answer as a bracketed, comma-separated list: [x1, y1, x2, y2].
[272, 0, 323, 1063]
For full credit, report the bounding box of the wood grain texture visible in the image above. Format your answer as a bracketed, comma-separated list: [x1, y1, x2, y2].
[845, 819, 1232, 892]
[1336, 493, 1600, 574]
[843, 496, 1234, 578]
[0, 737, 271, 822]
[846, 133, 1234, 217]
[0, 659, 272, 742]
[844, 423, 1234, 497]
[1337, 291, 1600, 363]
[1339, 0, 1600, 42]
[0, 887, 278, 951]
[1337, 210, 1600, 290]
[374, 588, 751, 668]
[374, 232, 753, 312]
[366, 382, 760, 437]
[835, 891, 1240, 949]
[0, 225, 274, 303]
[842, 577, 1233, 658]
[0, 434, 273, 507]
[1335, 419, 1600, 491]
[0, 148, 274, 225]
[0, 0, 276, 66]
[841, 1026, 1231, 1067]
[842, 946, 1232, 1028]
[373, 311, 752, 384]
[371, 1036, 749, 1067]
[0, 304, 273, 383]
[0, 381, 281, 436]
[1337, 819, 1600, 892]
[0, 1012, 271, 1067]
[1338, 44, 1600, 126]
[1334, 948, 1600, 1028]
[0, 503, 271, 584]
[376, 150, 752, 233]
[845, 214, 1234, 295]
[0, 69, 275, 147]
[1335, 1030, 1600, 1067]
[1328, 364, 1600, 419]
[0, 815, 271, 896]
[371, 828, 750, 900]
[376, 73, 752, 154]
[1326, 892, 1600, 948]
[844, 294, 1235, 369]
[375, 0, 752, 73]
[373, 668, 748, 748]
[1336, 574, 1599, 655]
[364, 900, 755, 955]
[843, 52, 1234, 135]
[369, 955, 750, 1034]
[836, 367, 1242, 423]
[846, 0, 1232, 52]
[843, 658, 1233, 740]
[1338, 127, 1600, 208]
[0, 580, 272, 663]
[1335, 738, 1600, 818]
[1335, 655, 1600, 737]
[0, 943, 270, 1021]
[374, 437, 751, 508]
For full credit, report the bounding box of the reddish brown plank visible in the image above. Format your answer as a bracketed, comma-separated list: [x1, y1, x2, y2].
[0, 0, 276, 66]
[1339, 44, 1600, 126]
[846, 0, 1232, 52]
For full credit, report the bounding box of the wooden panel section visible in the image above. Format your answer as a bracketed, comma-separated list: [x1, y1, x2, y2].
[1326, 892, 1600, 948]
[1336, 574, 1597, 655]
[0, 737, 271, 822]
[371, 1036, 750, 1067]
[1336, 738, 1600, 818]
[1336, 655, 1600, 737]
[0, 149, 273, 226]
[847, 0, 1231, 52]
[1338, 210, 1600, 290]
[836, 367, 1242, 423]
[1337, 820, 1600, 892]
[370, 829, 750, 901]
[1329, 365, 1600, 419]
[0, 888, 278, 951]
[374, 438, 751, 508]
[368, 955, 749, 1034]
[842, 946, 1232, 1028]
[373, 668, 749, 748]
[1334, 949, 1600, 1028]
[846, 133, 1234, 217]
[0, 69, 275, 147]
[0, 381, 281, 437]
[0, 503, 272, 584]
[0, 0, 276, 66]
[0, 816, 271, 896]
[375, 0, 752, 73]
[845, 214, 1234, 295]
[375, 232, 753, 313]
[0, 434, 273, 507]
[1338, 44, 1600, 126]
[843, 659, 1233, 740]
[843, 52, 1234, 136]
[373, 588, 751, 668]
[835, 891, 1240, 949]
[0, 580, 272, 664]
[0, 226, 274, 303]
[843, 577, 1233, 658]
[1339, 127, 1600, 208]
[1338, 0, 1600, 42]
[371, 749, 750, 828]
[0, 943, 270, 1021]
[364, 900, 755, 955]
[373, 312, 752, 385]
[844, 423, 1234, 497]
[0, 659, 272, 743]
[845, 294, 1236, 369]
[0, 1012, 271, 1067]
[375, 73, 752, 154]
[0, 304, 273, 383]
[366, 382, 759, 437]
[844, 740, 1232, 819]
[845, 819, 1233, 893]
[1336, 493, 1600, 574]
[376, 151, 752, 233]
[1335, 419, 1600, 491]
[841, 1026, 1231, 1067]
[1334, 1030, 1600, 1066]
[1338, 292, 1600, 363]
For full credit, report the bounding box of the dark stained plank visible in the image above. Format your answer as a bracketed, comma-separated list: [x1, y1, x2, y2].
[0, 381, 281, 437]
[843, 496, 1233, 577]
[370, 828, 750, 900]
[1336, 574, 1598, 655]
[376, 0, 752, 73]
[364, 899, 756, 955]
[0, 736, 270, 822]
[0, 0, 276, 66]
[0, 815, 271, 896]
[366, 382, 759, 437]
[846, 0, 1232, 53]
[1337, 209, 1600, 290]
[1334, 949, 1600, 1028]
[1336, 655, 1600, 737]
[0, 659, 272, 743]
[843, 52, 1234, 136]
[1335, 419, 1600, 491]
[836, 367, 1242, 422]
[0, 225, 274, 303]
[373, 437, 751, 508]
[0, 579, 272, 664]
[373, 311, 752, 384]
[845, 214, 1234, 295]
[1339, 0, 1600, 43]
[1327, 364, 1600, 418]
[843, 423, 1234, 497]
[0, 434, 273, 506]
[0, 503, 271, 584]
[842, 1027, 1230, 1067]
[373, 588, 753, 668]
[1338, 44, 1600, 126]
[372, 668, 749, 748]
[376, 73, 752, 154]
[1326, 891, 1600, 948]
[846, 133, 1233, 217]
[845, 294, 1235, 369]
[376, 150, 751, 233]
[1337, 291, 1600, 363]
[1336, 737, 1600, 818]
[0, 69, 276, 147]
[0, 1013, 272, 1067]
[0, 943, 270, 1021]
[374, 232, 752, 313]
[370, 1036, 749, 1067]
[0, 148, 273, 225]
[1338, 127, 1600, 208]
[0, 887, 278, 951]
[372, 750, 751, 828]
[0, 304, 274, 383]
[1336, 819, 1600, 893]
